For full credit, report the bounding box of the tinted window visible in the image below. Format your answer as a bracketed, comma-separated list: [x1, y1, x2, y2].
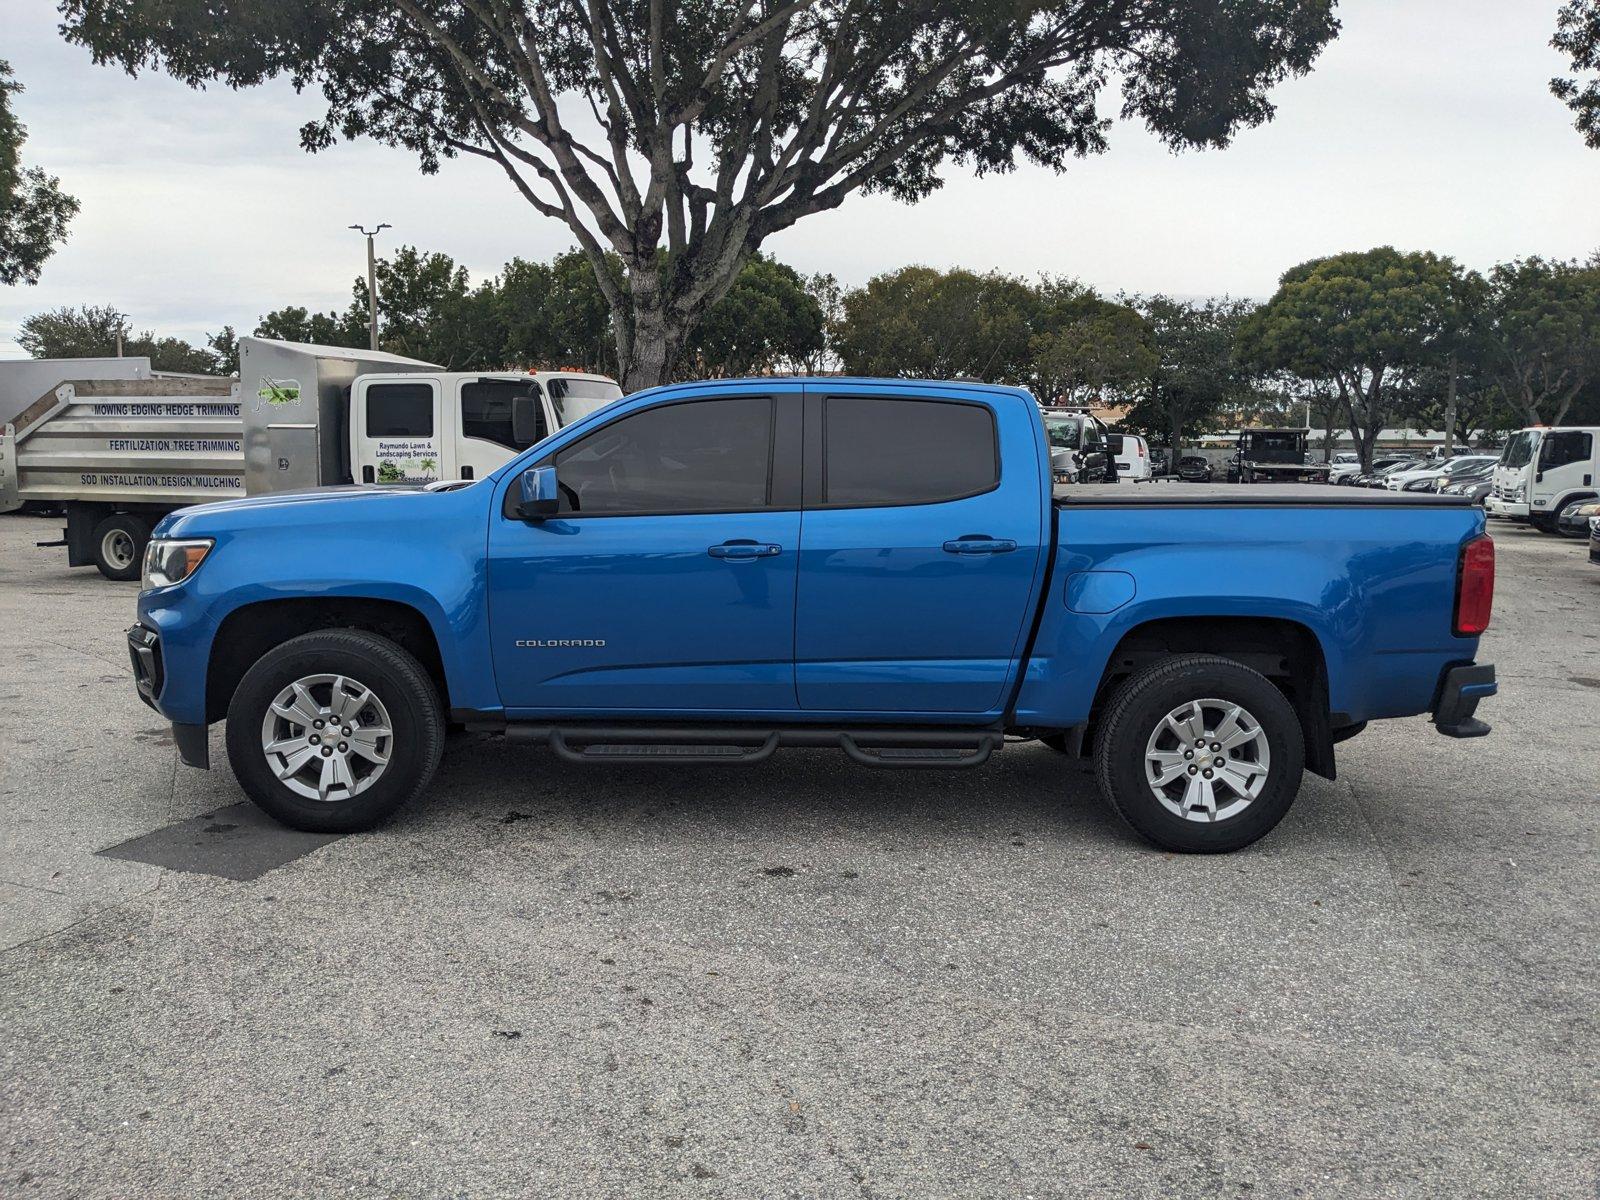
[554, 397, 772, 514]
[366, 383, 434, 437]
[1540, 430, 1593, 469]
[462, 380, 543, 451]
[823, 397, 997, 507]
[1043, 416, 1081, 450]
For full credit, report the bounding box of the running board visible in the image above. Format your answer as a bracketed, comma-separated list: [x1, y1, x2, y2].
[495, 723, 1002, 769]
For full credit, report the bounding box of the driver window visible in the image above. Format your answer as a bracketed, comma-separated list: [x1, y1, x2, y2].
[552, 397, 774, 514]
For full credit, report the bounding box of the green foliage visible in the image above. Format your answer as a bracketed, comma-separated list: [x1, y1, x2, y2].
[254, 303, 367, 349]
[57, 0, 1341, 388]
[685, 253, 825, 377]
[833, 266, 1039, 382]
[207, 326, 240, 374]
[0, 60, 80, 286]
[1238, 247, 1464, 467]
[1553, 0, 1600, 148]
[17, 304, 219, 373]
[1029, 281, 1156, 405]
[1479, 256, 1600, 425]
[1118, 297, 1258, 451]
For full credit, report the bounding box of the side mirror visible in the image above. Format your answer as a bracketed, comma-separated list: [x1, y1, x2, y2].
[517, 465, 560, 520]
[512, 395, 544, 447]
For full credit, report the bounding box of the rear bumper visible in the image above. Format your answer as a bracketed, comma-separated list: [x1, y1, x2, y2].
[1433, 663, 1496, 738]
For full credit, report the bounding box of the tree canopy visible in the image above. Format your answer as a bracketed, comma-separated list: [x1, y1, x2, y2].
[1119, 296, 1256, 452]
[1553, 0, 1600, 147]
[1479, 256, 1600, 427]
[17, 305, 222, 373]
[58, 0, 1341, 388]
[0, 59, 80, 286]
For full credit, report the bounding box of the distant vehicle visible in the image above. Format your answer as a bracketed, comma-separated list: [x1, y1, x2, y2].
[0, 337, 622, 578]
[1438, 462, 1495, 499]
[1042, 408, 1115, 490]
[1387, 455, 1497, 493]
[1555, 496, 1600, 539]
[1232, 428, 1331, 484]
[1590, 512, 1600, 566]
[1176, 455, 1213, 483]
[1327, 453, 1362, 484]
[1108, 433, 1152, 481]
[1486, 426, 1600, 531]
[1351, 458, 1419, 488]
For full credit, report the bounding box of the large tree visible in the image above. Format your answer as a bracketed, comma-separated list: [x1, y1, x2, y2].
[59, 0, 1340, 390]
[833, 265, 1038, 381]
[0, 59, 80, 285]
[1237, 247, 1461, 470]
[685, 251, 825, 375]
[1120, 295, 1255, 455]
[1553, 0, 1600, 147]
[1027, 281, 1155, 405]
[1480, 256, 1600, 427]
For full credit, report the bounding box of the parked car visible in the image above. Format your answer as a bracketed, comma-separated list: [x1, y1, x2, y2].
[1327, 453, 1362, 484]
[1388, 455, 1498, 493]
[1108, 433, 1152, 481]
[1435, 461, 1495, 496]
[1555, 497, 1600, 539]
[1042, 409, 1115, 490]
[1353, 458, 1421, 488]
[1176, 455, 1214, 483]
[1590, 512, 1600, 566]
[130, 377, 1498, 855]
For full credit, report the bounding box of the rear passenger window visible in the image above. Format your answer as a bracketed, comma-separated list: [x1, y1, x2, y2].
[823, 397, 997, 506]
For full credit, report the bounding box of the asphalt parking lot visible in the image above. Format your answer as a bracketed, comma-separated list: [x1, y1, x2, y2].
[2, 512, 1596, 1199]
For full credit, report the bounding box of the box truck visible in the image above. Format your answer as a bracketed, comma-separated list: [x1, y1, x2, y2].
[1, 337, 621, 578]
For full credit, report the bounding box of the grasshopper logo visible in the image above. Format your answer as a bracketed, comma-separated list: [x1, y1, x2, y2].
[516, 638, 606, 647]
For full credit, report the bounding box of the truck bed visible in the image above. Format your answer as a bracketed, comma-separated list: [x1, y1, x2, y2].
[1058, 484, 1472, 507]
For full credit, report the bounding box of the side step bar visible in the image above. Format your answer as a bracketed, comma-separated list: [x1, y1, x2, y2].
[492, 723, 1002, 769]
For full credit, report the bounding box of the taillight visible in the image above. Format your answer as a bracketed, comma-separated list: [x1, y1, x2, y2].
[1454, 535, 1494, 636]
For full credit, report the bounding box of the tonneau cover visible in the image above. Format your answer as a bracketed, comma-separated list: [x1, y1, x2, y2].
[1058, 483, 1472, 507]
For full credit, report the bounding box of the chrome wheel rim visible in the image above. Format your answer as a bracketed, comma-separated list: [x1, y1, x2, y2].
[102, 529, 136, 570]
[260, 674, 393, 802]
[1144, 698, 1271, 823]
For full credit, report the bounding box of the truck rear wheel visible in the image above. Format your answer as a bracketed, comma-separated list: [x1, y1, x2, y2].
[225, 630, 445, 833]
[1092, 655, 1304, 853]
[92, 514, 149, 581]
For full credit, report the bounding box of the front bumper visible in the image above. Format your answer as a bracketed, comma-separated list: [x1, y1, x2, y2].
[1484, 495, 1527, 519]
[1433, 663, 1496, 739]
[128, 624, 209, 768]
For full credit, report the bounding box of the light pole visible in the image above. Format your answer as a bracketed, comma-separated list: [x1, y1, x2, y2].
[349, 223, 391, 351]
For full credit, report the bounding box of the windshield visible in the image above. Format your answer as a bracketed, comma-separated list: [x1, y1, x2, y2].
[548, 377, 624, 426]
[1499, 430, 1538, 469]
[1445, 456, 1494, 475]
[1043, 415, 1081, 450]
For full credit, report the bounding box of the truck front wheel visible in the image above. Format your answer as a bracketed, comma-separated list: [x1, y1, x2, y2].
[92, 514, 149, 581]
[1093, 655, 1305, 853]
[225, 630, 445, 833]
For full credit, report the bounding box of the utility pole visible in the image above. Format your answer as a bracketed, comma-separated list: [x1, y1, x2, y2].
[349, 223, 391, 351]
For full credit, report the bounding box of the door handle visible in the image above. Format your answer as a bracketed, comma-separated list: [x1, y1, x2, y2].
[943, 536, 1018, 555]
[708, 539, 782, 560]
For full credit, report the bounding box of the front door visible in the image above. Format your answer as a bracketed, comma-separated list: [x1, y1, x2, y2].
[487, 390, 803, 713]
[1532, 429, 1596, 513]
[355, 379, 446, 485]
[793, 387, 1046, 715]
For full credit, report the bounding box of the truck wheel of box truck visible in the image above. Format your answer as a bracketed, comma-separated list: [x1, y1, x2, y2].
[1093, 654, 1305, 854]
[92, 514, 150, 581]
[225, 629, 444, 833]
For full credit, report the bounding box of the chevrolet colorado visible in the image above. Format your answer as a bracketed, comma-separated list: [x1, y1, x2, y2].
[129, 378, 1497, 853]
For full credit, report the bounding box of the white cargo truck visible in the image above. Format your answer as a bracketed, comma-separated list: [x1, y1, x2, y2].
[2, 337, 622, 578]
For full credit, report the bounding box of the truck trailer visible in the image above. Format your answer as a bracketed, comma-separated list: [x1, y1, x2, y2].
[2, 338, 622, 578]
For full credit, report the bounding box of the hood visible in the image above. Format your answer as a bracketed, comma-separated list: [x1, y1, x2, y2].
[152, 483, 466, 537]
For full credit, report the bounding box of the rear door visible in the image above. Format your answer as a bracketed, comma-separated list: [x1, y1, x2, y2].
[354, 378, 445, 484]
[793, 385, 1046, 715]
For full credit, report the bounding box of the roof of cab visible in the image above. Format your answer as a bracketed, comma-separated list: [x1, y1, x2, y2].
[632, 376, 1038, 402]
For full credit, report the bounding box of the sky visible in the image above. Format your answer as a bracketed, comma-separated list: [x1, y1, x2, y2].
[1, 0, 1597, 358]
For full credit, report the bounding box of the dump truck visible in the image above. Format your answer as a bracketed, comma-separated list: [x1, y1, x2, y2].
[3, 338, 622, 579]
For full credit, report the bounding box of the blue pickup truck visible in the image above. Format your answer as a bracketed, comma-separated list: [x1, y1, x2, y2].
[128, 379, 1497, 853]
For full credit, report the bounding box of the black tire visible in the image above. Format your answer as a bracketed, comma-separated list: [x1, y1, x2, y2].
[1092, 654, 1305, 854]
[92, 513, 150, 581]
[225, 629, 445, 833]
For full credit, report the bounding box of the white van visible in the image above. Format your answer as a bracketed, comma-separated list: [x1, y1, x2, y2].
[1108, 433, 1152, 481]
[1486, 426, 1600, 530]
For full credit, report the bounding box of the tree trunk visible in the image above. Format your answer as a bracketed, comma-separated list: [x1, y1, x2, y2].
[615, 272, 680, 393]
[1442, 351, 1458, 456]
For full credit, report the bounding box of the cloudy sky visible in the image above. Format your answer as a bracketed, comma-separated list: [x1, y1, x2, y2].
[2, 0, 1597, 358]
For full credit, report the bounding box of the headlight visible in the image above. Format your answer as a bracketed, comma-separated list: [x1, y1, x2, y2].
[142, 538, 213, 590]
[1512, 484, 1526, 501]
